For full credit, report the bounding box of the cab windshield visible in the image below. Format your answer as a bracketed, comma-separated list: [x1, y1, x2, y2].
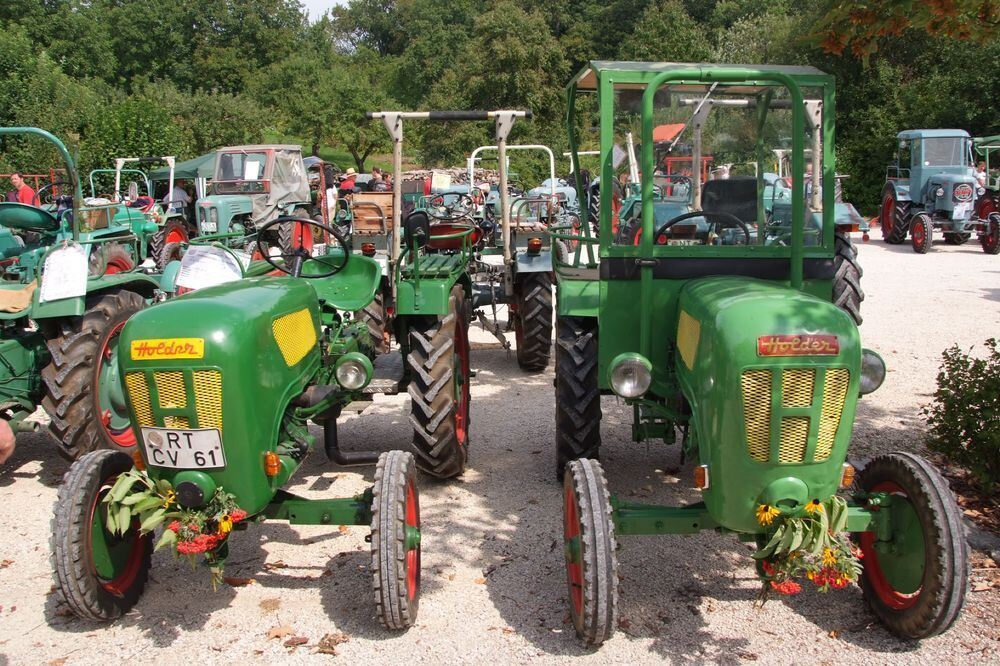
[921, 138, 969, 167]
[216, 151, 269, 182]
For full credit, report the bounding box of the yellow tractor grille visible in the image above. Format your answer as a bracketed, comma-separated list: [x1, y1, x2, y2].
[740, 368, 851, 464]
[816, 368, 850, 461]
[124, 369, 223, 432]
[272, 308, 316, 367]
[740, 370, 772, 463]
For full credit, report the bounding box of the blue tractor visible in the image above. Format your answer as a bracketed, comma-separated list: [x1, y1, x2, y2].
[879, 129, 995, 254]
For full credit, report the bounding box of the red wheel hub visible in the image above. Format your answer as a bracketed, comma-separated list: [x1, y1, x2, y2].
[860, 480, 921, 610]
[405, 479, 420, 602]
[95, 320, 136, 448]
[912, 219, 926, 247]
[87, 483, 147, 596]
[564, 484, 584, 616]
[166, 227, 186, 245]
[880, 195, 895, 238]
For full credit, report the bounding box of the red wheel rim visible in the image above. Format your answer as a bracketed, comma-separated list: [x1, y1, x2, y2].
[405, 479, 420, 601]
[860, 480, 921, 610]
[165, 227, 186, 245]
[564, 484, 584, 616]
[104, 256, 133, 275]
[87, 481, 147, 596]
[294, 221, 314, 254]
[96, 320, 136, 448]
[912, 219, 926, 248]
[976, 196, 997, 219]
[454, 308, 470, 447]
[880, 195, 895, 238]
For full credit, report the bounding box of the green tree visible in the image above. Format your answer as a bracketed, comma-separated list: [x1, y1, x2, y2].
[617, 1, 713, 62]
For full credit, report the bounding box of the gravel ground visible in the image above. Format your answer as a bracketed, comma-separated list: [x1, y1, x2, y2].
[1, 235, 998, 665]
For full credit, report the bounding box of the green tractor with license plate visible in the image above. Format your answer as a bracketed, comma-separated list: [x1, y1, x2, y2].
[554, 62, 967, 646]
[0, 127, 165, 459]
[52, 214, 422, 629]
[880, 129, 998, 254]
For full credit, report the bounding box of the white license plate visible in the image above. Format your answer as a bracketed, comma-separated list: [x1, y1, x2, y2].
[667, 239, 700, 246]
[953, 203, 970, 219]
[141, 427, 226, 469]
[201, 221, 218, 233]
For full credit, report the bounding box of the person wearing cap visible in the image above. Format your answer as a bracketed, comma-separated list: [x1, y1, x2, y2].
[339, 168, 357, 192]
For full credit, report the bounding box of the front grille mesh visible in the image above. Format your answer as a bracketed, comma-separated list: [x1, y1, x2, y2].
[741, 368, 850, 464]
[124, 369, 222, 433]
[272, 308, 316, 366]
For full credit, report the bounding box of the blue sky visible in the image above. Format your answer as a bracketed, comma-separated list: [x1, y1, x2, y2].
[301, 0, 346, 20]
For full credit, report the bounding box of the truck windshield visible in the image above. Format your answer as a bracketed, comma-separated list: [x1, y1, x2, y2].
[922, 138, 968, 167]
[216, 151, 269, 181]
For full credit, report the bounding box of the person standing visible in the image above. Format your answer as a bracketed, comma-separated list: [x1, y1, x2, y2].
[163, 179, 192, 212]
[975, 161, 988, 188]
[9, 173, 36, 205]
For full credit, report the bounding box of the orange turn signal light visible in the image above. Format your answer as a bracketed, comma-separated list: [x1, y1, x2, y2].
[840, 463, 855, 488]
[527, 237, 542, 254]
[132, 450, 146, 471]
[264, 451, 281, 477]
[694, 464, 710, 490]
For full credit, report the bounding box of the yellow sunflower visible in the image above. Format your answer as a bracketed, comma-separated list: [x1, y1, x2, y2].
[804, 499, 824, 514]
[822, 547, 838, 567]
[217, 513, 234, 535]
[755, 503, 781, 526]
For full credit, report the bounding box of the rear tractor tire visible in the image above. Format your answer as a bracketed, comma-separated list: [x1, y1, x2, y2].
[910, 213, 933, 254]
[555, 316, 601, 481]
[51, 450, 152, 621]
[406, 286, 471, 478]
[879, 187, 909, 245]
[87, 242, 135, 277]
[832, 231, 864, 325]
[355, 288, 390, 353]
[513, 272, 553, 372]
[42, 290, 146, 460]
[563, 458, 618, 647]
[855, 452, 967, 639]
[371, 450, 420, 630]
[149, 219, 188, 270]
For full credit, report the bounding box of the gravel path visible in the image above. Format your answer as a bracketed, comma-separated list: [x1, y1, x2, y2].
[1, 235, 998, 664]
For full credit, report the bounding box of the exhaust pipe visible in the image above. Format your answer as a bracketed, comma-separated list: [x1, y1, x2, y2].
[323, 416, 380, 466]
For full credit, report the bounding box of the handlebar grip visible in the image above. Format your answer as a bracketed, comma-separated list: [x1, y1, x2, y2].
[364, 112, 376, 119]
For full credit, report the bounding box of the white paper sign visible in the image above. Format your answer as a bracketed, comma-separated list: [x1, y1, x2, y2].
[176, 245, 248, 291]
[431, 171, 452, 191]
[244, 161, 261, 180]
[39, 244, 88, 302]
[612, 144, 627, 169]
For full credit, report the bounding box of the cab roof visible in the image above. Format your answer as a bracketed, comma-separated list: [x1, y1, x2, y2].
[216, 145, 302, 153]
[897, 129, 970, 140]
[569, 61, 830, 93]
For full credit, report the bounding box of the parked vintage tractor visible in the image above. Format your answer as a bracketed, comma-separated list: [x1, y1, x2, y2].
[0, 127, 163, 458]
[880, 129, 997, 253]
[553, 63, 967, 646]
[973, 135, 1000, 254]
[88, 155, 191, 268]
[52, 215, 422, 629]
[195, 145, 316, 255]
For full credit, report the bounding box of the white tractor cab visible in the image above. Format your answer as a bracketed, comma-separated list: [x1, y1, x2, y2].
[85, 155, 191, 269]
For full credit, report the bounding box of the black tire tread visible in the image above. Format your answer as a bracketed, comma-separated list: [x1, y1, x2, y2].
[355, 289, 389, 353]
[149, 219, 187, 270]
[555, 316, 601, 480]
[982, 214, 1000, 255]
[514, 272, 553, 372]
[857, 452, 968, 639]
[881, 187, 909, 245]
[565, 458, 618, 646]
[833, 231, 864, 325]
[51, 450, 152, 621]
[41, 290, 146, 460]
[371, 450, 419, 630]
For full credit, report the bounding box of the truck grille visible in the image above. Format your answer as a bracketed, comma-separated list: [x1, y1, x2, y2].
[124, 369, 223, 432]
[740, 368, 850, 464]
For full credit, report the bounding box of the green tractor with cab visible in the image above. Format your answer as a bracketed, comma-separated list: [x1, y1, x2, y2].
[0, 127, 166, 459]
[554, 62, 967, 646]
[52, 213, 422, 629]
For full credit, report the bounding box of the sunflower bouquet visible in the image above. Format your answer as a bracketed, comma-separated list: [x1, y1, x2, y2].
[103, 469, 248, 587]
[752, 495, 863, 596]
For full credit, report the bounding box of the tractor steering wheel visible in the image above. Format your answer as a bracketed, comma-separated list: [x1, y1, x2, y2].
[426, 192, 475, 220]
[256, 216, 350, 278]
[653, 210, 751, 245]
[33, 181, 72, 207]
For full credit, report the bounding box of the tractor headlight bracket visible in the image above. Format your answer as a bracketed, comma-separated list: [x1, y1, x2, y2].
[608, 353, 652, 398]
[859, 349, 886, 395]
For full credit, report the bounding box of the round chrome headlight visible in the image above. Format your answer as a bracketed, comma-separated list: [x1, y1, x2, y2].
[978, 186, 987, 196]
[859, 349, 886, 395]
[609, 353, 652, 398]
[335, 353, 372, 390]
[935, 187, 945, 198]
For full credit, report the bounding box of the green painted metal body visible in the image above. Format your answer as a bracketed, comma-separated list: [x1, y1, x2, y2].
[0, 128, 163, 432]
[557, 63, 878, 537]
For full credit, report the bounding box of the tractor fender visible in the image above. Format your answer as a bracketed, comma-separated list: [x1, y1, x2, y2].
[887, 181, 911, 202]
[555, 277, 599, 318]
[158, 259, 183, 294]
[31, 273, 159, 320]
[514, 250, 552, 274]
[395, 273, 470, 316]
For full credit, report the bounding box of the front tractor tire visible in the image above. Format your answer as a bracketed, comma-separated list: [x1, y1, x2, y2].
[513, 272, 553, 372]
[52, 450, 153, 621]
[371, 450, 420, 630]
[855, 452, 968, 639]
[406, 286, 471, 478]
[42, 290, 146, 460]
[563, 458, 619, 647]
[555, 316, 601, 481]
[833, 231, 864, 325]
[910, 213, 933, 254]
[879, 187, 909, 244]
